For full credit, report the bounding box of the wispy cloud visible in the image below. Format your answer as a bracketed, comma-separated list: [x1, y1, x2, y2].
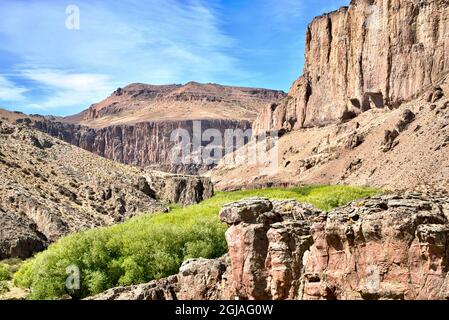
[0, 75, 28, 101]
[18, 68, 113, 109]
[0, 0, 243, 114]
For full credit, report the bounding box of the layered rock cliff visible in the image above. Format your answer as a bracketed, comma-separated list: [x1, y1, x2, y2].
[32, 119, 252, 174]
[254, 0, 449, 132]
[91, 192, 449, 300]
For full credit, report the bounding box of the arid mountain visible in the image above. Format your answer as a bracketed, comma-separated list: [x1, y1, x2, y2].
[31, 82, 286, 174]
[0, 118, 212, 259]
[68, 82, 286, 128]
[211, 0, 449, 191]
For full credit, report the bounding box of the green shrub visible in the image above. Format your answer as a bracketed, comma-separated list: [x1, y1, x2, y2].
[0, 264, 11, 282]
[14, 185, 380, 300]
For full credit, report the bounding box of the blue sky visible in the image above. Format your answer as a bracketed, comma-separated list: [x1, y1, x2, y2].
[0, 0, 348, 116]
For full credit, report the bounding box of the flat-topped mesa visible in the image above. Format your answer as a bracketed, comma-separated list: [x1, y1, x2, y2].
[254, 0, 449, 133]
[69, 82, 286, 126]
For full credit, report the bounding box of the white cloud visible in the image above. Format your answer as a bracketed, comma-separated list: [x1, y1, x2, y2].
[20, 69, 111, 92]
[0, 75, 28, 101]
[18, 69, 113, 110]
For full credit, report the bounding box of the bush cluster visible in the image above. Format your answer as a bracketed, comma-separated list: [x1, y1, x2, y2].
[14, 185, 380, 300]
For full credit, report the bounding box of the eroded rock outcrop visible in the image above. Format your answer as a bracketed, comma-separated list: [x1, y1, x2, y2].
[87, 257, 229, 300]
[90, 198, 323, 300]
[254, 0, 449, 132]
[302, 192, 449, 300]
[91, 193, 449, 300]
[0, 210, 47, 259]
[219, 198, 321, 300]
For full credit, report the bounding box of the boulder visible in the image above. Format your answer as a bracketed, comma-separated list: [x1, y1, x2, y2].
[0, 210, 47, 259]
[302, 194, 449, 300]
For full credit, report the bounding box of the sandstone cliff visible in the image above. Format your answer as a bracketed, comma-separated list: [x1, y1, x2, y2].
[0, 119, 213, 259]
[91, 193, 449, 300]
[254, 0, 449, 132]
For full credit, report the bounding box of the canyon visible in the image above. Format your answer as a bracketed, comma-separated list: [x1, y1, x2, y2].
[88, 0, 449, 301]
[3, 0, 449, 302]
[0, 118, 212, 259]
[30, 82, 285, 174]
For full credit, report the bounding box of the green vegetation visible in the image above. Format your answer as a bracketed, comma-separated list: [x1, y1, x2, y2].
[0, 264, 11, 282]
[14, 185, 380, 300]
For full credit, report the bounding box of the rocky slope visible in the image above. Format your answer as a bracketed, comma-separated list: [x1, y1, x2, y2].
[0, 120, 213, 259]
[254, 0, 449, 132]
[30, 83, 285, 174]
[91, 193, 449, 300]
[211, 81, 449, 191]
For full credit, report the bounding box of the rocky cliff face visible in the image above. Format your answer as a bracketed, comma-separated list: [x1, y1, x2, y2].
[91, 193, 449, 300]
[0, 120, 213, 259]
[254, 0, 449, 132]
[32, 119, 252, 175]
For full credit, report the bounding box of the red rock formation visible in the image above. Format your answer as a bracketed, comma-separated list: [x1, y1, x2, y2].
[302, 193, 449, 300]
[91, 193, 449, 300]
[254, 0, 449, 132]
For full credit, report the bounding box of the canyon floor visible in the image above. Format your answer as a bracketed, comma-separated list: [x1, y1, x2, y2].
[0, 118, 212, 260]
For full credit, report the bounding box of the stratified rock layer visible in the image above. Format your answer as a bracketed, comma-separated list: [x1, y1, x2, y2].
[33, 119, 252, 175]
[91, 193, 449, 300]
[254, 0, 449, 132]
